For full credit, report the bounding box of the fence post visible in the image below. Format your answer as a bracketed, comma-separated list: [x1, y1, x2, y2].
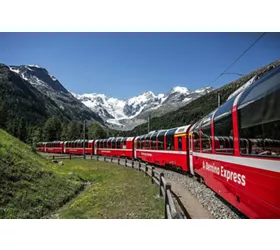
[164, 183, 171, 219]
[97, 155, 99, 161]
[151, 167, 155, 184]
[125, 158, 127, 167]
[132, 159, 134, 168]
[118, 157, 120, 165]
[52, 155, 55, 160]
[145, 163, 148, 176]
[111, 157, 113, 162]
[91, 155, 93, 160]
[159, 173, 164, 197]
[104, 156, 106, 162]
[139, 160, 141, 172]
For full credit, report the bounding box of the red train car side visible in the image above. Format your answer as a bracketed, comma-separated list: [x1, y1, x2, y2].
[188, 66, 280, 218]
[95, 137, 134, 159]
[64, 139, 94, 155]
[135, 125, 191, 171]
[44, 141, 64, 154]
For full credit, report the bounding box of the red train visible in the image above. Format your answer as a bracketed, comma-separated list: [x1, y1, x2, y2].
[37, 65, 280, 219]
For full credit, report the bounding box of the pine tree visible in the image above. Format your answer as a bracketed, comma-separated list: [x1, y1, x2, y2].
[67, 121, 82, 140]
[61, 122, 69, 141]
[0, 101, 8, 129]
[19, 119, 28, 142]
[31, 127, 43, 146]
[88, 122, 107, 139]
[42, 116, 62, 141]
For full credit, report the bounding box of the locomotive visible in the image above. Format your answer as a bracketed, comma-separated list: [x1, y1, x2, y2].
[37, 65, 280, 219]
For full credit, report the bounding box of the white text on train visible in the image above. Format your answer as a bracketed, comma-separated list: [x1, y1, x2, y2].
[203, 161, 246, 186]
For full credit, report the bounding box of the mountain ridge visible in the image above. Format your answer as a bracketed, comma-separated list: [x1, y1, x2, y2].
[72, 86, 214, 130]
[9, 64, 104, 124]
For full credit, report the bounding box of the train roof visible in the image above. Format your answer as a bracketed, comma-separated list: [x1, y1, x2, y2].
[174, 125, 191, 134]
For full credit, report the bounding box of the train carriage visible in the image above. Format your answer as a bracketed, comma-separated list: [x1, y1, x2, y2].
[44, 141, 64, 154]
[64, 139, 94, 155]
[188, 66, 280, 218]
[95, 137, 135, 159]
[135, 125, 191, 171]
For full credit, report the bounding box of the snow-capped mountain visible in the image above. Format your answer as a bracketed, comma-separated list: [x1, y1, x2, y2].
[72, 86, 213, 130]
[9, 65, 103, 123]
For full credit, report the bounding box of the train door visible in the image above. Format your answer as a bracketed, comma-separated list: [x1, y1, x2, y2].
[188, 132, 194, 175]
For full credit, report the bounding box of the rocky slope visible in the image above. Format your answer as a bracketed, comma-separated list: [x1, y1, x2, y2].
[9, 65, 103, 123]
[73, 86, 213, 130]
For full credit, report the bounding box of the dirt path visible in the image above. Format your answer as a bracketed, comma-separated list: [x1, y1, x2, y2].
[167, 181, 213, 219]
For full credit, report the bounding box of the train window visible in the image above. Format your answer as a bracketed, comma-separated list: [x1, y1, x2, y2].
[112, 139, 116, 149]
[238, 66, 280, 157]
[178, 136, 182, 151]
[140, 136, 145, 149]
[122, 138, 127, 149]
[141, 137, 145, 149]
[116, 139, 121, 149]
[137, 138, 141, 149]
[157, 131, 166, 150]
[150, 132, 157, 150]
[144, 135, 149, 149]
[201, 123, 212, 153]
[193, 131, 200, 152]
[214, 96, 234, 154]
[214, 113, 233, 154]
[166, 129, 176, 150]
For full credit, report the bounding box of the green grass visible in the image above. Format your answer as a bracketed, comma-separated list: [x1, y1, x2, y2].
[0, 129, 84, 218]
[0, 129, 164, 219]
[51, 159, 164, 219]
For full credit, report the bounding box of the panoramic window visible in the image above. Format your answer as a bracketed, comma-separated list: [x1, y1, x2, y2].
[238, 66, 280, 157]
[122, 138, 127, 149]
[157, 131, 165, 150]
[193, 131, 200, 152]
[214, 98, 234, 154]
[201, 116, 212, 153]
[111, 140, 114, 148]
[137, 138, 141, 149]
[166, 129, 176, 151]
[150, 133, 157, 150]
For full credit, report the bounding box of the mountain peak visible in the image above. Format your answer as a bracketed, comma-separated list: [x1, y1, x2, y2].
[28, 64, 41, 68]
[10, 64, 66, 93]
[170, 86, 190, 94]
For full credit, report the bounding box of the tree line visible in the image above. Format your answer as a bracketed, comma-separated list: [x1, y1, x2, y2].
[0, 109, 113, 146]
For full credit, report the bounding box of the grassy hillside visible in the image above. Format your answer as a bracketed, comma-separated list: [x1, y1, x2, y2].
[0, 129, 84, 218]
[124, 58, 280, 136]
[50, 159, 164, 219]
[0, 129, 164, 218]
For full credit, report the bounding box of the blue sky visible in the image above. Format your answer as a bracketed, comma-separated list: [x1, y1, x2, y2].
[0, 32, 279, 99]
